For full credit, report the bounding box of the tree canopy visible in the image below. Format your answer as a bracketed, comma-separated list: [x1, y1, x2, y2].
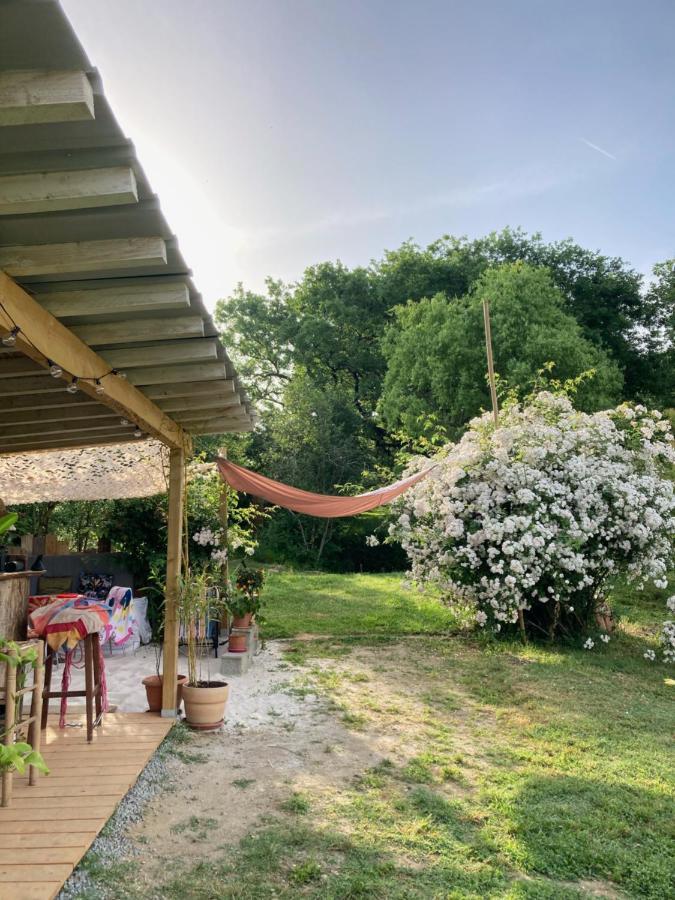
[379, 263, 624, 438]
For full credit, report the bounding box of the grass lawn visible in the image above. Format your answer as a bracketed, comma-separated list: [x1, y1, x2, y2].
[242, 574, 672, 898]
[79, 572, 674, 899]
[262, 570, 465, 638]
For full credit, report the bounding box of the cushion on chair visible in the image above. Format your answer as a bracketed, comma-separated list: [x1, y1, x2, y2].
[78, 572, 113, 600]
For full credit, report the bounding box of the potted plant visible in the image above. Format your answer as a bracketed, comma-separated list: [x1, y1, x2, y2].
[140, 568, 188, 713]
[141, 643, 188, 714]
[226, 564, 265, 652]
[178, 568, 229, 730]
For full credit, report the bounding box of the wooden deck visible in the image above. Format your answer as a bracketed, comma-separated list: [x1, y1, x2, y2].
[0, 712, 174, 900]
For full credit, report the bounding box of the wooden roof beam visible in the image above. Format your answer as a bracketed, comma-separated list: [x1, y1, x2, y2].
[0, 166, 138, 216]
[0, 271, 190, 452]
[0, 435, 150, 455]
[156, 395, 241, 414]
[0, 419, 126, 440]
[0, 404, 122, 427]
[0, 236, 167, 278]
[143, 380, 237, 401]
[34, 281, 191, 319]
[72, 316, 204, 347]
[0, 71, 94, 127]
[100, 339, 219, 370]
[127, 361, 228, 387]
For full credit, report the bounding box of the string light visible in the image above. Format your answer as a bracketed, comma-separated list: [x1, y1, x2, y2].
[1, 326, 20, 347]
[0, 300, 126, 390]
[120, 418, 130, 426]
[133, 427, 143, 438]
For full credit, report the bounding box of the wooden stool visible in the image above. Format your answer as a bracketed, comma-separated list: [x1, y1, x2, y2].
[1, 639, 44, 808]
[41, 632, 103, 742]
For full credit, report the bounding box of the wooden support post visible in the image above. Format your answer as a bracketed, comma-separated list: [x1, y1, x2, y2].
[482, 299, 499, 427]
[219, 447, 229, 627]
[1, 648, 17, 807]
[483, 299, 526, 643]
[161, 446, 185, 716]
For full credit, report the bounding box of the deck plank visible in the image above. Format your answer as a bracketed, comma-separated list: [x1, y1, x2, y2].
[0, 712, 173, 899]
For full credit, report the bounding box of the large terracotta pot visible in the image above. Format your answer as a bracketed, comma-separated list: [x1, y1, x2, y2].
[182, 681, 229, 731]
[142, 674, 188, 713]
[231, 613, 252, 628]
[228, 633, 247, 653]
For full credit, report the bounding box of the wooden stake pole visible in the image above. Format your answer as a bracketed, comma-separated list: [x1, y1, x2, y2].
[161, 446, 185, 716]
[482, 299, 499, 427]
[482, 298, 526, 643]
[219, 446, 229, 628]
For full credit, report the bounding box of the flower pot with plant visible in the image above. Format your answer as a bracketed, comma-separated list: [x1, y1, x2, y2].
[225, 564, 265, 652]
[141, 644, 188, 713]
[139, 567, 188, 713]
[178, 568, 229, 730]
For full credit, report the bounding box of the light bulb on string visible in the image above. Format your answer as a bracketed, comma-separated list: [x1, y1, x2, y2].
[94, 379, 105, 395]
[1, 326, 20, 347]
[65, 377, 79, 394]
[133, 427, 143, 438]
[47, 360, 63, 378]
[120, 418, 130, 426]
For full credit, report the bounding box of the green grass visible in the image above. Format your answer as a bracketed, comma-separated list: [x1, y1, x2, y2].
[76, 571, 674, 899]
[262, 570, 466, 638]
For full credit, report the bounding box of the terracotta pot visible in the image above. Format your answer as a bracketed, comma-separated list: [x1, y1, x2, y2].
[182, 681, 229, 730]
[228, 633, 247, 653]
[231, 613, 252, 628]
[142, 674, 188, 713]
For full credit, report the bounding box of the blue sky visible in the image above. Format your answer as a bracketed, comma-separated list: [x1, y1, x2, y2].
[62, 0, 675, 307]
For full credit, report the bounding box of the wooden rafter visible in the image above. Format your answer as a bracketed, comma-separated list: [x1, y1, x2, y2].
[0, 166, 138, 216]
[0, 70, 94, 127]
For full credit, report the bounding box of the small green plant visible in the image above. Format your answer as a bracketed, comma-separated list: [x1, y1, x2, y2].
[0, 511, 18, 540]
[281, 791, 310, 814]
[289, 859, 322, 884]
[232, 777, 256, 789]
[0, 640, 49, 778]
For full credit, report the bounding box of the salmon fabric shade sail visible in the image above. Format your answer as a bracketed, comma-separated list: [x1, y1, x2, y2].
[216, 458, 432, 518]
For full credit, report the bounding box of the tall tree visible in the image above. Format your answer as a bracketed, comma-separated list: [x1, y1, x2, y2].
[380, 263, 623, 438]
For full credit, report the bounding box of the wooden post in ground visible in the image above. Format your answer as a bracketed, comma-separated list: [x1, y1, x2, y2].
[482, 299, 499, 427]
[482, 298, 526, 642]
[218, 447, 230, 628]
[161, 446, 185, 716]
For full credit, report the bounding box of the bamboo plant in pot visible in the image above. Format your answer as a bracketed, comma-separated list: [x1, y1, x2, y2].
[140, 569, 187, 713]
[178, 568, 229, 730]
[141, 643, 187, 714]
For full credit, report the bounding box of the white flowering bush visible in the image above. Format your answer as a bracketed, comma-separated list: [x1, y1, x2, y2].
[391, 392, 675, 641]
[187, 465, 264, 568]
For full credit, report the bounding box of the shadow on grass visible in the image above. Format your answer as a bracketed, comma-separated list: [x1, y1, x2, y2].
[485, 772, 675, 899]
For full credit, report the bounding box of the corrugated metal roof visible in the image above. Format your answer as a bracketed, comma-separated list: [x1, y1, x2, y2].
[0, 0, 256, 454]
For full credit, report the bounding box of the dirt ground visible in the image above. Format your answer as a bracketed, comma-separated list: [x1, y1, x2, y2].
[127, 643, 372, 890]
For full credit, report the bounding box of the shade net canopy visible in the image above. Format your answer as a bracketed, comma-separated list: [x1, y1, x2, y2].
[1, 440, 168, 504]
[217, 458, 432, 518]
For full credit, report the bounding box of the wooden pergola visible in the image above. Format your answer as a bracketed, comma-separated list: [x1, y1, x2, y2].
[0, 0, 255, 716]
